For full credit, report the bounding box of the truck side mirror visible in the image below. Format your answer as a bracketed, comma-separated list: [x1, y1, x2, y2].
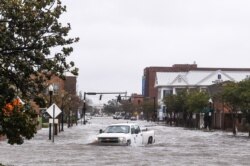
[99, 129, 103, 133]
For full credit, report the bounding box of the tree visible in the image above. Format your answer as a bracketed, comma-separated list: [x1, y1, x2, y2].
[163, 94, 177, 125]
[141, 99, 155, 121]
[221, 81, 241, 135]
[174, 90, 188, 126]
[103, 100, 121, 115]
[221, 80, 250, 136]
[0, 0, 79, 98]
[0, 0, 79, 144]
[120, 100, 134, 117]
[186, 90, 209, 113]
[236, 79, 250, 136]
[164, 89, 187, 125]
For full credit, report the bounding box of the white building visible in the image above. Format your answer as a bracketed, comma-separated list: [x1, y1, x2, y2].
[155, 69, 250, 120]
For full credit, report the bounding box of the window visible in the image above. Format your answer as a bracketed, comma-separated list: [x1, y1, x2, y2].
[163, 90, 173, 98]
[218, 74, 221, 80]
[200, 88, 208, 92]
[53, 83, 60, 94]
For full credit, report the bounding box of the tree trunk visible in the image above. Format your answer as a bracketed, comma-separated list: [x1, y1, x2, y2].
[232, 113, 237, 136]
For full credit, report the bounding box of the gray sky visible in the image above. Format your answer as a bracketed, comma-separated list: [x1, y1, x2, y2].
[60, 0, 250, 103]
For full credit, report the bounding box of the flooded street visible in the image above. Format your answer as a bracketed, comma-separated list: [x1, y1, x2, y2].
[1, 117, 250, 166]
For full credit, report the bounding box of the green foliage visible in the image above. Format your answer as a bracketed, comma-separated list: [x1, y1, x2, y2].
[33, 96, 46, 108]
[221, 80, 250, 123]
[0, 0, 79, 98]
[0, 101, 38, 145]
[121, 101, 134, 115]
[163, 94, 177, 112]
[237, 79, 250, 111]
[163, 90, 188, 113]
[141, 99, 155, 117]
[186, 90, 209, 113]
[0, 0, 78, 144]
[163, 89, 209, 113]
[175, 90, 188, 112]
[103, 100, 121, 115]
[221, 82, 241, 112]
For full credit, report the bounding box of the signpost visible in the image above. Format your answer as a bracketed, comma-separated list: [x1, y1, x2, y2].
[46, 103, 62, 143]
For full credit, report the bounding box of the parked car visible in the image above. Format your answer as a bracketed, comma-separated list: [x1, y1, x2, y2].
[130, 116, 137, 121]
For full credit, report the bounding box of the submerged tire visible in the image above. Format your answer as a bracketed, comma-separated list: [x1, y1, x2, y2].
[148, 136, 153, 144]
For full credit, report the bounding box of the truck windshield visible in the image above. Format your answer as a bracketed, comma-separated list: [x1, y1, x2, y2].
[104, 125, 130, 133]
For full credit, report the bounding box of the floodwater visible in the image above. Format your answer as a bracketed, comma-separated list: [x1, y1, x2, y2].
[0, 117, 250, 166]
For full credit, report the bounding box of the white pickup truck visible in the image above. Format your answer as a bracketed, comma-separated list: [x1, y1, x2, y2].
[96, 123, 155, 146]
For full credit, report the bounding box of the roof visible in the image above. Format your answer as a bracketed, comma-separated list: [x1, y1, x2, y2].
[155, 70, 250, 87]
[65, 72, 77, 77]
[110, 123, 138, 126]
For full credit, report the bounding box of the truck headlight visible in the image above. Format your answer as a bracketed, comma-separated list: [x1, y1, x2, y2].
[118, 137, 126, 143]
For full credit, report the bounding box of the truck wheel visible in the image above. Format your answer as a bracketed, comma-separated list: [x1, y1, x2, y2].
[126, 140, 131, 146]
[148, 137, 153, 144]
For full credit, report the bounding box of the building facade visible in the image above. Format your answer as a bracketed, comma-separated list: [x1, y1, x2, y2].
[142, 64, 198, 98]
[143, 64, 250, 120]
[48, 72, 77, 96]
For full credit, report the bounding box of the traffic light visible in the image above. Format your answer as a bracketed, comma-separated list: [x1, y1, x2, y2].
[117, 94, 121, 102]
[99, 95, 102, 100]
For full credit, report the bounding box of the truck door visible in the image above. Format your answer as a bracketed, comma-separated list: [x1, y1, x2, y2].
[133, 125, 143, 145]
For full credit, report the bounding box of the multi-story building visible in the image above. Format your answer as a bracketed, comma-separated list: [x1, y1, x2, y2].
[48, 72, 77, 95]
[142, 64, 198, 98]
[143, 64, 250, 120]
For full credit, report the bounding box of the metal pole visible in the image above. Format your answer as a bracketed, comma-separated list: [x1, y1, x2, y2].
[83, 92, 86, 125]
[49, 91, 52, 140]
[52, 104, 55, 143]
[61, 107, 64, 131]
[153, 97, 156, 122]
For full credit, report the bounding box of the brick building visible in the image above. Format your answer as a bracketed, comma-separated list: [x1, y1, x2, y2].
[48, 72, 77, 95]
[143, 63, 250, 99]
[142, 64, 198, 98]
[143, 63, 250, 120]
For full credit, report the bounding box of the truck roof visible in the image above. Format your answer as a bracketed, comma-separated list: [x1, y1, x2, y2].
[110, 123, 138, 126]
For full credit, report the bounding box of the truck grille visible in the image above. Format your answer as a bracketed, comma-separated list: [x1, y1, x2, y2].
[98, 137, 119, 143]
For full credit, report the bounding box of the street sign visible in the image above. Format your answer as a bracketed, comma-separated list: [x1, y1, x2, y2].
[46, 103, 62, 118]
[49, 118, 58, 124]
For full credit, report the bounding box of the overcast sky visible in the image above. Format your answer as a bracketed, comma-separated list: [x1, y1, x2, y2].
[60, 0, 250, 103]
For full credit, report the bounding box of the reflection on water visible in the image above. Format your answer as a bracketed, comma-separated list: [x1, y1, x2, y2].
[0, 117, 250, 166]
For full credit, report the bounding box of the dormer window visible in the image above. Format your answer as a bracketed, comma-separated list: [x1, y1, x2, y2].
[218, 74, 221, 80]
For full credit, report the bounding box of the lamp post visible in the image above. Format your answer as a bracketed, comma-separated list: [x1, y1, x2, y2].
[48, 85, 54, 140]
[61, 93, 64, 131]
[68, 97, 71, 128]
[82, 92, 86, 125]
[153, 97, 156, 122]
[208, 98, 213, 130]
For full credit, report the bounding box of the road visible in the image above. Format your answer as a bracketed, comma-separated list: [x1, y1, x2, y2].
[0, 117, 250, 166]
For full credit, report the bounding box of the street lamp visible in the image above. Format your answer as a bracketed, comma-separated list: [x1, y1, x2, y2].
[48, 84, 54, 140]
[153, 97, 156, 122]
[48, 85, 54, 105]
[82, 93, 86, 125]
[68, 97, 71, 128]
[207, 98, 213, 130]
[208, 98, 213, 104]
[61, 93, 64, 131]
